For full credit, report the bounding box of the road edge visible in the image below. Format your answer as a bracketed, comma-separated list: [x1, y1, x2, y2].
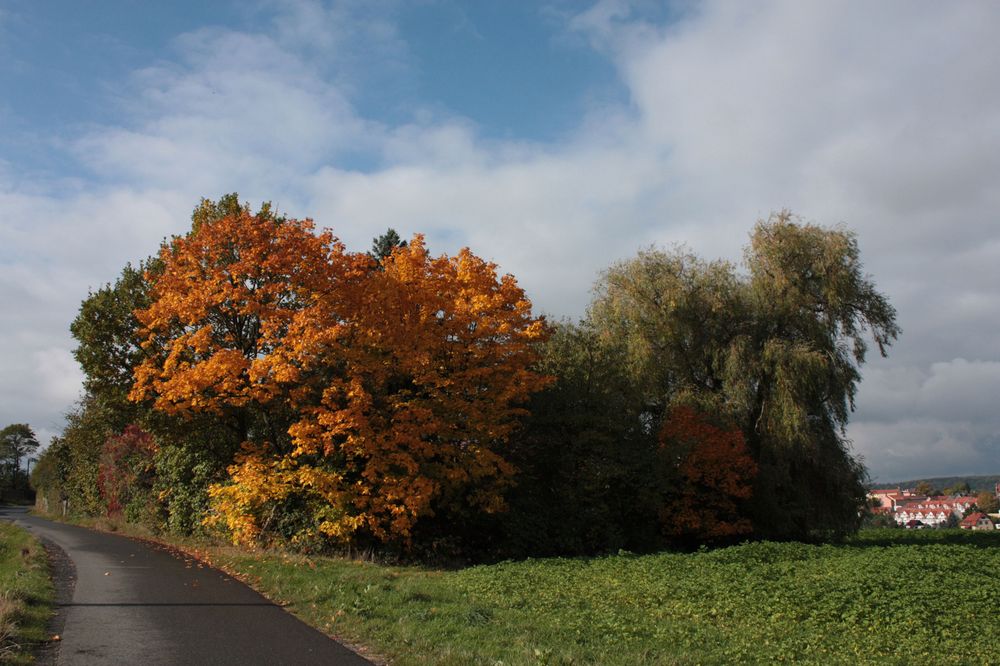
[30, 535, 75, 665]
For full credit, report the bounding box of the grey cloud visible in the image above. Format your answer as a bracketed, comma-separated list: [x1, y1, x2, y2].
[856, 360, 1000, 425]
[851, 358, 1000, 479]
[852, 419, 1000, 483]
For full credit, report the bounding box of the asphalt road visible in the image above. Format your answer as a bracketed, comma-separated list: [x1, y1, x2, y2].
[1, 506, 373, 665]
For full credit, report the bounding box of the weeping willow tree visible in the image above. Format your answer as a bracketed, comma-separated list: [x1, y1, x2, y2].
[589, 211, 899, 540]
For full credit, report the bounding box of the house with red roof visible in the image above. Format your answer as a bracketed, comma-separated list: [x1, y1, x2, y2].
[868, 487, 918, 511]
[959, 513, 995, 531]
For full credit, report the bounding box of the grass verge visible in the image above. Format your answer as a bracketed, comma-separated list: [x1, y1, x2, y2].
[0, 522, 53, 664]
[34, 515, 1000, 665]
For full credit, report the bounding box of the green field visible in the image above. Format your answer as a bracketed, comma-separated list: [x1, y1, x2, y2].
[0, 522, 53, 664]
[195, 529, 1000, 665]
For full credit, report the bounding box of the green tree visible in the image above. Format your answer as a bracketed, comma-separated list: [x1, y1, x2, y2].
[30, 436, 71, 512]
[588, 212, 899, 540]
[67, 248, 164, 518]
[190, 192, 272, 232]
[0, 424, 40, 490]
[499, 323, 661, 556]
[943, 482, 971, 495]
[369, 228, 408, 264]
[915, 481, 940, 497]
[71, 261, 161, 425]
[976, 491, 999, 513]
[51, 397, 119, 516]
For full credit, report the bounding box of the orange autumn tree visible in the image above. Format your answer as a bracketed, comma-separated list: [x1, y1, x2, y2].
[208, 236, 550, 548]
[129, 204, 367, 427]
[658, 405, 756, 540]
[128, 200, 368, 543]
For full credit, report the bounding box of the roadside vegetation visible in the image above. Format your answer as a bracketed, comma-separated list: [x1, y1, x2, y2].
[0, 522, 53, 664]
[30, 194, 899, 560]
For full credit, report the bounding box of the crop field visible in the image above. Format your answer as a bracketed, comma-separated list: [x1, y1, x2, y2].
[203, 528, 1000, 665]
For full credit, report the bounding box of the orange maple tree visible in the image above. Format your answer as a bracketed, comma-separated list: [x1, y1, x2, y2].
[210, 236, 551, 546]
[129, 210, 367, 417]
[658, 405, 756, 540]
[131, 211, 549, 548]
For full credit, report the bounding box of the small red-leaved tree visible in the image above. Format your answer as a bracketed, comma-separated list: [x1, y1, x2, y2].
[659, 406, 756, 540]
[97, 425, 158, 520]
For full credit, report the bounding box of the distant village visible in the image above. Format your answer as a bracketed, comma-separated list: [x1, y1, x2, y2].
[868, 482, 1000, 529]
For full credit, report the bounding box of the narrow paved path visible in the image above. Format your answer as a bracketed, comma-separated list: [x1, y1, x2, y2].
[1, 506, 372, 665]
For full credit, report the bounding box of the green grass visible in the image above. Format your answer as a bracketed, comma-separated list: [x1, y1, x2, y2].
[0, 522, 53, 664]
[192, 529, 1000, 665]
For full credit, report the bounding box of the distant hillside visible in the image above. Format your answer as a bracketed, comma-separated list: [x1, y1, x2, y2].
[876, 475, 1000, 493]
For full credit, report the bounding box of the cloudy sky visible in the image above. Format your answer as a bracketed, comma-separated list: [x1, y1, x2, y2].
[2, 0, 997, 482]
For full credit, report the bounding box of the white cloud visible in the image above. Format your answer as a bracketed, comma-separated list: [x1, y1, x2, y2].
[0, 1, 407, 444]
[2, 0, 998, 482]
[33, 347, 84, 404]
[307, 134, 670, 317]
[74, 27, 382, 201]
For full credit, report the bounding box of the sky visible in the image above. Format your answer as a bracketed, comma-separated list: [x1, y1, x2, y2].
[1, 0, 998, 483]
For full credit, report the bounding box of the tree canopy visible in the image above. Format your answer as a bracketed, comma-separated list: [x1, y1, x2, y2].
[123, 200, 549, 549]
[976, 491, 999, 514]
[1, 423, 40, 490]
[588, 212, 899, 539]
[34, 201, 899, 557]
[915, 481, 941, 497]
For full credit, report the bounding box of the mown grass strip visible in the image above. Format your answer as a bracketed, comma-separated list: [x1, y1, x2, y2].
[0, 522, 54, 664]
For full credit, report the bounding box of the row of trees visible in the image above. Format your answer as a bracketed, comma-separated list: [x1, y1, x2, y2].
[903, 482, 999, 514]
[501, 218, 899, 552]
[31, 195, 899, 558]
